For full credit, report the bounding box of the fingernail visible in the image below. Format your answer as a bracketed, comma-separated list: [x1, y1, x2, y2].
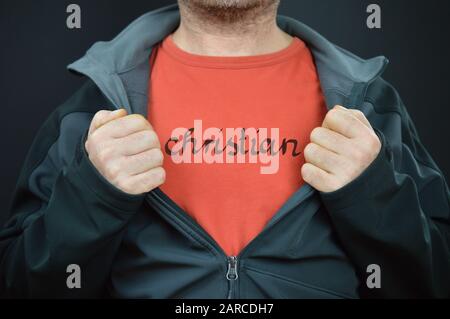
[112, 108, 126, 115]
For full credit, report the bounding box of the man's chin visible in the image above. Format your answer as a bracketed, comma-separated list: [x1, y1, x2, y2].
[181, 0, 278, 11]
[179, 0, 280, 23]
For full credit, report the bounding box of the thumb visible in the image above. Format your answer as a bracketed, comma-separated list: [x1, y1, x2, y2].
[335, 105, 372, 129]
[88, 109, 128, 136]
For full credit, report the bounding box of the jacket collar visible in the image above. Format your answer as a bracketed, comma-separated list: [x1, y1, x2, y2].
[68, 4, 389, 113]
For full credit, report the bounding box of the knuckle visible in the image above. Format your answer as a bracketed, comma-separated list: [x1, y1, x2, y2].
[324, 109, 342, 126]
[93, 110, 109, 121]
[89, 131, 111, 149]
[152, 167, 166, 185]
[151, 149, 164, 165]
[353, 148, 372, 167]
[323, 112, 333, 125]
[368, 134, 382, 151]
[301, 164, 313, 181]
[138, 116, 150, 127]
[131, 114, 150, 128]
[96, 110, 110, 116]
[84, 140, 91, 153]
[352, 109, 365, 117]
[303, 144, 311, 159]
[105, 161, 122, 180]
[116, 179, 131, 193]
[328, 108, 340, 119]
[144, 129, 156, 141]
[322, 175, 341, 193]
[97, 147, 114, 163]
[143, 130, 160, 148]
[310, 127, 322, 141]
[88, 131, 100, 144]
[131, 114, 146, 121]
[330, 179, 343, 192]
[159, 168, 167, 183]
[97, 150, 107, 163]
[360, 150, 373, 163]
[134, 178, 148, 192]
[322, 176, 339, 193]
[321, 180, 334, 193]
[356, 138, 380, 162]
[328, 108, 338, 117]
[341, 160, 357, 178]
[304, 143, 317, 159]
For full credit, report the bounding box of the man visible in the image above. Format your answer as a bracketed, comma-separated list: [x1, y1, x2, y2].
[0, 1, 449, 298]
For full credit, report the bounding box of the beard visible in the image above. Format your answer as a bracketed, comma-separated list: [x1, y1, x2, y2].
[179, 0, 280, 24]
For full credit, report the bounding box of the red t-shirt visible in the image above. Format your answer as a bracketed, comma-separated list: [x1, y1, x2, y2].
[148, 36, 327, 256]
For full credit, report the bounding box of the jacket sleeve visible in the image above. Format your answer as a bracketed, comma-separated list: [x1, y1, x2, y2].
[321, 81, 450, 298]
[0, 81, 145, 298]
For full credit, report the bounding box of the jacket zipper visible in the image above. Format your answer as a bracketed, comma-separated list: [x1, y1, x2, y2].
[146, 187, 316, 299]
[226, 256, 238, 299]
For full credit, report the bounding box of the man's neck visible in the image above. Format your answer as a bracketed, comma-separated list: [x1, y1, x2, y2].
[172, 1, 293, 57]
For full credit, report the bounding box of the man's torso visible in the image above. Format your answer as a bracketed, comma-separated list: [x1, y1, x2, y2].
[148, 36, 327, 256]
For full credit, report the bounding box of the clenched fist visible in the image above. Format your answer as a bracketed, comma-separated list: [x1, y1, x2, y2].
[301, 105, 381, 193]
[85, 109, 165, 195]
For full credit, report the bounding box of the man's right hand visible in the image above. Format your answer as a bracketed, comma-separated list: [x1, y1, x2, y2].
[85, 109, 165, 195]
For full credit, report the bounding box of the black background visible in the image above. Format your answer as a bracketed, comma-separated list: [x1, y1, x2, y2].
[1, 0, 449, 225]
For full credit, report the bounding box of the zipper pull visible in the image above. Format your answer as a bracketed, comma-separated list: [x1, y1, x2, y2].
[226, 256, 238, 280]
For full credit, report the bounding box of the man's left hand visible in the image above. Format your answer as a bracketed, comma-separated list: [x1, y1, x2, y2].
[301, 105, 382, 193]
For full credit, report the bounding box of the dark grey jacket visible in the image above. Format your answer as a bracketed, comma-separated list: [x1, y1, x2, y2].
[1, 4, 449, 298]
